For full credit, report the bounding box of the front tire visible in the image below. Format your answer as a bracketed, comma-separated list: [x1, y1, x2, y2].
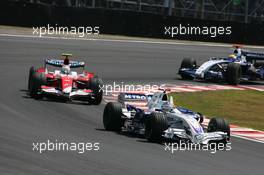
[180, 58, 197, 80]
[89, 76, 103, 105]
[28, 72, 46, 99]
[208, 118, 230, 141]
[103, 102, 122, 131]
[145, 112, 168, 142]
[28, 66, 36, 90]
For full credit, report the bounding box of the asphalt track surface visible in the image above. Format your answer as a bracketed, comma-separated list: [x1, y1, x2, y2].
[0, 36, 263, 175]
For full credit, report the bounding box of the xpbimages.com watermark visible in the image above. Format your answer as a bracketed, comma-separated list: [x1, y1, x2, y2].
[164, 141, 232, 154]
[32, 24, 100, 37]
[99, 82, 166, 95]
[32, 140, 100, 154]
[164, 24, 232, 38]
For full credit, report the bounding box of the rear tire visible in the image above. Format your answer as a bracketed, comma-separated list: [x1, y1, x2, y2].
[180, 58, 197, 80]
[208, 118, 230, 141]
[89, 76, 103, 105]
[103, 102, 122, 131]
[145, 112, 168, 142]
[226, 63, 242, 85]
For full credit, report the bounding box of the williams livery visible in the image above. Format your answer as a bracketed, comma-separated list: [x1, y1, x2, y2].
[28, 54, 103, 105]
[103, 91, 230, 145]
[178, 46, 264, 84]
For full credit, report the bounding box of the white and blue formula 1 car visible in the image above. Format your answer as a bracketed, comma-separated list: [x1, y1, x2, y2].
[178, 46, 264, 85]
[103, 91, 230, 144]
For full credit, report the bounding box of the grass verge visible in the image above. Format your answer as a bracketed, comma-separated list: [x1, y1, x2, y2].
[170, 90, 264, 131]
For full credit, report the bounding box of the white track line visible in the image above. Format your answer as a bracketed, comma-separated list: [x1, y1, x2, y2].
[1, 33, 264, 49]
[184, 86, 217, 91]
[169, 87, 198, 92]
[211, 85, 245, 90]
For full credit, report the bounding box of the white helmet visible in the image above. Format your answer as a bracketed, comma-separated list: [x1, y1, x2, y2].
[61, 65, 71, 74]
[161, 101, 173, 112]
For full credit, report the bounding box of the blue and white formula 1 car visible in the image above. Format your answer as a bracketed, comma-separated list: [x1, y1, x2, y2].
[178, 46, 264, 85]
[103, 91, 230, 144]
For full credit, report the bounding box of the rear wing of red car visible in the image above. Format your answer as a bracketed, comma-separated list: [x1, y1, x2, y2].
[45, 59, 85, 68]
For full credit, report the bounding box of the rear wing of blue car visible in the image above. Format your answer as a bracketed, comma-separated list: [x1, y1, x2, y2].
[45, 59, 85, 68]
[242, 51, 264, 61]
[118, 92, 153, 104]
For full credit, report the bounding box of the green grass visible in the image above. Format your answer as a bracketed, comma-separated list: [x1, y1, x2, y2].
[170, 90, 264, 131]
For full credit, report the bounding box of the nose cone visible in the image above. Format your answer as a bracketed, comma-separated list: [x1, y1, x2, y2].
[61, 76, 73, 93]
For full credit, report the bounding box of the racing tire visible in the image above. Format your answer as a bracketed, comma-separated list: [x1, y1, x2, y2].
[28, 72, 46, 99]
[226, 63, 242, 85]
[89, 76, 103, 105]
[103, 102, 122, 131]
[28, 66, 36, 90]
[145, 112, 168, 143]
[180, 58, 197, 80]
[208, 118, 230, 141]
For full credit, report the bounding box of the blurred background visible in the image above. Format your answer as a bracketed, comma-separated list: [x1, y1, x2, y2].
[1, 0, 264, 44]
[6, 0, 264, 23]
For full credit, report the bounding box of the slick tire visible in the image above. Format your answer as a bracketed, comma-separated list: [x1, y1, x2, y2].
[28, 66, 36, 90]
[180, 58, 197, 80]
[103, 102, 122, 131]
[145, 112, 168, 142]
[208, 118, 230, 141]
[89, 76, 103, 105]
[226, 63, 242, 85]
[29, 72, 46, 99]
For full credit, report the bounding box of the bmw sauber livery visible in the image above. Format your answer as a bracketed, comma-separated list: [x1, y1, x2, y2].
[103, 91, 230, 145]
[27, 54, 103, 105]
[178, 46, 264, 85]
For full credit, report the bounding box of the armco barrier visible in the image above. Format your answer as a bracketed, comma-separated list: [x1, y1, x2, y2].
[0, 1, 263, 45]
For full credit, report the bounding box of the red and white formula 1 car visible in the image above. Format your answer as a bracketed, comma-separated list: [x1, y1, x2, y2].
[28, 54, 103, 105]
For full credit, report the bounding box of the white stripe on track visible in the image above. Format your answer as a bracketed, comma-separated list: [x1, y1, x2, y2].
[2, 33, 264, 49]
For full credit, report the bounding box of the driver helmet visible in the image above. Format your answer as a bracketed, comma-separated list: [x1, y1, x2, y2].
[234, 48, 242, 57]
[61, 65, 71, 74]
[161, 101, 173, 112]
